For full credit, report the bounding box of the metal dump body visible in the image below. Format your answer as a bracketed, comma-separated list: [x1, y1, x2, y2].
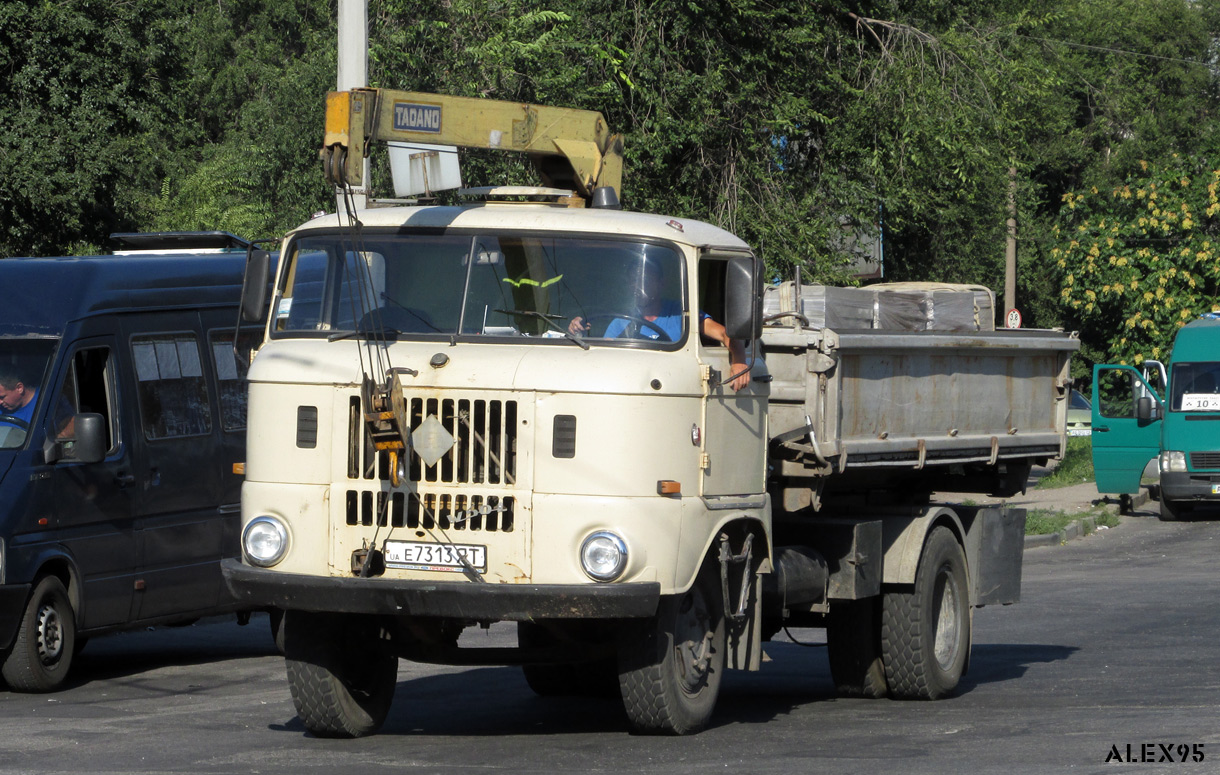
[762, 325, 1079, 474]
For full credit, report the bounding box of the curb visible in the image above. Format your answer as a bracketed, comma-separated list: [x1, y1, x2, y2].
[1023, 490, 1148, 548]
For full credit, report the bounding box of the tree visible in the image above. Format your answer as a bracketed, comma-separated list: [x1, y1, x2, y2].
[1054, 154, 1220, 370]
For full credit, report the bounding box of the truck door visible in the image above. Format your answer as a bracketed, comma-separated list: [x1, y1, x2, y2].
[49, 338, 139, 628]
[1092, 364, 1162, 494]
[123, 316, 224, 618]
[697, 253, 767, 497]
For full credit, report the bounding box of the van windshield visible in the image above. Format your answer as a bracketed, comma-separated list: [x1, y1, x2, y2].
[1170, 363, 1220, 412]
[0, 339, 57, 449]
[272, 232, 686, 346]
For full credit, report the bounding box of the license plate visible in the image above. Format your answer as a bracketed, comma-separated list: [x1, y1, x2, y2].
[1212, 485, 1220, 495]
[384, 540, 487, 572]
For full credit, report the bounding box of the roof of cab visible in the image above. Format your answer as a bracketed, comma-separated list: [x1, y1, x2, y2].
[0, 249, 265, 338]
[293, 203, 752, 251]
[1171, 316, 1220, 362]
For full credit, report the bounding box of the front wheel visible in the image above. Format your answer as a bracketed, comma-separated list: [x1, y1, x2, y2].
[283, 611, 398, 738]
[1160, 497, 1187, 522]
[881, 527, 971, 700]
[618, 561, 726, 735]
[2, 575, 77, 692]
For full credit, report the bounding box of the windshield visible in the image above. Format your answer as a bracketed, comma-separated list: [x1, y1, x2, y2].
[0, 339, 57, 449]
[272, 232, 687, 345]
[1170, 362, 1220, 412]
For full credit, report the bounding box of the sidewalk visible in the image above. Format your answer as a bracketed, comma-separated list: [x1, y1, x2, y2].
[931, 466, 1147, 548]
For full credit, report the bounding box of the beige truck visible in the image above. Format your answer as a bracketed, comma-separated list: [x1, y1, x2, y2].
[222, 89, 1079, 737]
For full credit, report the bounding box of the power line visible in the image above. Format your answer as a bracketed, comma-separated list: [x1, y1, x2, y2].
[1017, 34, 1217, 68]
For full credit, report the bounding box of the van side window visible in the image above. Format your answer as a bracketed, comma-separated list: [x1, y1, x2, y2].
[209, 329, 258, 431]
[58, 347, 118, 456]
[132, 334, 212, 439]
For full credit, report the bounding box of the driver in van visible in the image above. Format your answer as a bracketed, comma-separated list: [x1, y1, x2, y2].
[567, 260, 750, 391]
[0, 365, 38, 427]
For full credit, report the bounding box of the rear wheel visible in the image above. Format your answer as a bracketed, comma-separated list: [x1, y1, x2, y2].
[283, 611, 398, 738]
[826, 597, 888, 698]
[618, 561, 726, 735]
[2, 575, 76, 692]
[881, 527, 971, 700]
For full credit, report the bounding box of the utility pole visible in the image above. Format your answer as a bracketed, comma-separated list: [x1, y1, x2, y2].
[1005, 166, 1017, 326]
[336, 0, 369, 212]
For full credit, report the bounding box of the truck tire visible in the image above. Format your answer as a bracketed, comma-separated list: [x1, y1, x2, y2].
[826, 597, 888, 698]
[283, 611, 397, 738]
[518, 622, 618, 698]
[618, 561, 725, 735]
[2, 575, 76, 692]
[881, 527, 970, 700]
[1159, 497, 1186, 522]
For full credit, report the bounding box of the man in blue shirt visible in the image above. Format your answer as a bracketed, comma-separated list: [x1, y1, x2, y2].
[0, 366, 38, 428]
[568, 260, 750, 391]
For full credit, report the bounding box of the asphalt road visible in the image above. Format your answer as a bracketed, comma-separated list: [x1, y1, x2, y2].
[2, 504, 1218, 775]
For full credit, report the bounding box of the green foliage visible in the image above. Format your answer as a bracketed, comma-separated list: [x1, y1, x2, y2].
[1037, 436, 1095, 488]
[1052, 154, 1220, 368]
[3, 0, 1219, 385]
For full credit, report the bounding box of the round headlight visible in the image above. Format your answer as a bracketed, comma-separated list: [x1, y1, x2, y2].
[580, 531, 628, 582]
[243, 516, 288, 567]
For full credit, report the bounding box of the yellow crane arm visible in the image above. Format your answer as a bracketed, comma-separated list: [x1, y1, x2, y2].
[321, 88, 623, 201]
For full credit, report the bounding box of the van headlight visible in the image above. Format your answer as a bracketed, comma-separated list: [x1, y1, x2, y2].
[1160, 450, 1187, 473]
[243, 516, 289, 567]
[580, 531, 628, 582]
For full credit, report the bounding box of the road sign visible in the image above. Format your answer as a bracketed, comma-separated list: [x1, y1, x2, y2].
[1006, 308, 1022, 329]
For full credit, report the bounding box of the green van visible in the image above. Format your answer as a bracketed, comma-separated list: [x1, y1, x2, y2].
[1092, 315, 1220, 520]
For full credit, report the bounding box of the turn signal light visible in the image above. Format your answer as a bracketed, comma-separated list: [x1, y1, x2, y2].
[657, 480, 681, 495]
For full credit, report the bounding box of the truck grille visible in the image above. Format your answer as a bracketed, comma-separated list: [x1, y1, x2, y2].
[349, 395, 518, 485]
[344, 489, 516, 532]
[1190, 452, 1220, 470]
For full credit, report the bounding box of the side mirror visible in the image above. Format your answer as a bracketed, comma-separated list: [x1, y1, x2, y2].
[44, 413, 106, 464]
[1136, 396, 1153, 423]
[240, 248, 271, 323]
[724, 255, 762, 341]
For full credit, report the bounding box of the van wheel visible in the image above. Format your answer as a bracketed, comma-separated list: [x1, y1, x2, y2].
[826, 597, 888, 698]
[283, 611, 397, 738]
[882, 527, 971, 700]
[2, 575, 77, 692]
[1159, 498, 1186, 522]
[618, 561, 725, 735]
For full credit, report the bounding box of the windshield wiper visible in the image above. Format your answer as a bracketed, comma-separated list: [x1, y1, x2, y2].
[494, 309, 589, 350]
[328, 328, 402, 342]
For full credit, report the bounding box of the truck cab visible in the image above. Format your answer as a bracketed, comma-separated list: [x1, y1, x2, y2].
[1092, 316, 1220, 519]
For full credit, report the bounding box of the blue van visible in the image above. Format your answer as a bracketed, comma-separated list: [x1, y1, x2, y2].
[0, 232, 275, 690]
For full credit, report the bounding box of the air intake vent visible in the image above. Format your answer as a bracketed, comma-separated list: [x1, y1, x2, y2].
[553, 415, 577, 458]
[296, 406, 318, 448]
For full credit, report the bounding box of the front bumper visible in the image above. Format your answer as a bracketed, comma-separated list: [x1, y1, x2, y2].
[1161, 471, 1220, 503]
[221, 559, 660, 621]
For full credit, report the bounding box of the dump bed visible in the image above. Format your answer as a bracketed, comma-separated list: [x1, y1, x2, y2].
[762, 324, 1079, 476]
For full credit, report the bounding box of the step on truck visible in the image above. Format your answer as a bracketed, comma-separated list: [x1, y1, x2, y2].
[222, 88, 1080, 736]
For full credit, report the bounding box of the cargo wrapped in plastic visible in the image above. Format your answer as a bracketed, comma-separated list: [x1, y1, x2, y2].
[764, 282, 873, 330]
[867, 282, 995, 331]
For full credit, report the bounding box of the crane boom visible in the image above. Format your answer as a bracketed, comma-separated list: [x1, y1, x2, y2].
[321, 88, 624, 202]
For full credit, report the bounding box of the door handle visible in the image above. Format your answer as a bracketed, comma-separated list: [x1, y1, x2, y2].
[115, 473, 135, 487]
[1094, 426, 1109, 432]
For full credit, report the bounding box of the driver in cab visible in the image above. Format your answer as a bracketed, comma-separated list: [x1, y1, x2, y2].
[568, 260, 750, 391]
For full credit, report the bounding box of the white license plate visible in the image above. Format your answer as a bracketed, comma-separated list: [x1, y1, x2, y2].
[1212, 485, 1220, 495]
[383, 540, 487, 572]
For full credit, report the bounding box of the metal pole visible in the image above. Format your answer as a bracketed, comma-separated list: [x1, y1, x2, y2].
[1005, 166, 1017, 325]
[337, 0, 369, 211]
